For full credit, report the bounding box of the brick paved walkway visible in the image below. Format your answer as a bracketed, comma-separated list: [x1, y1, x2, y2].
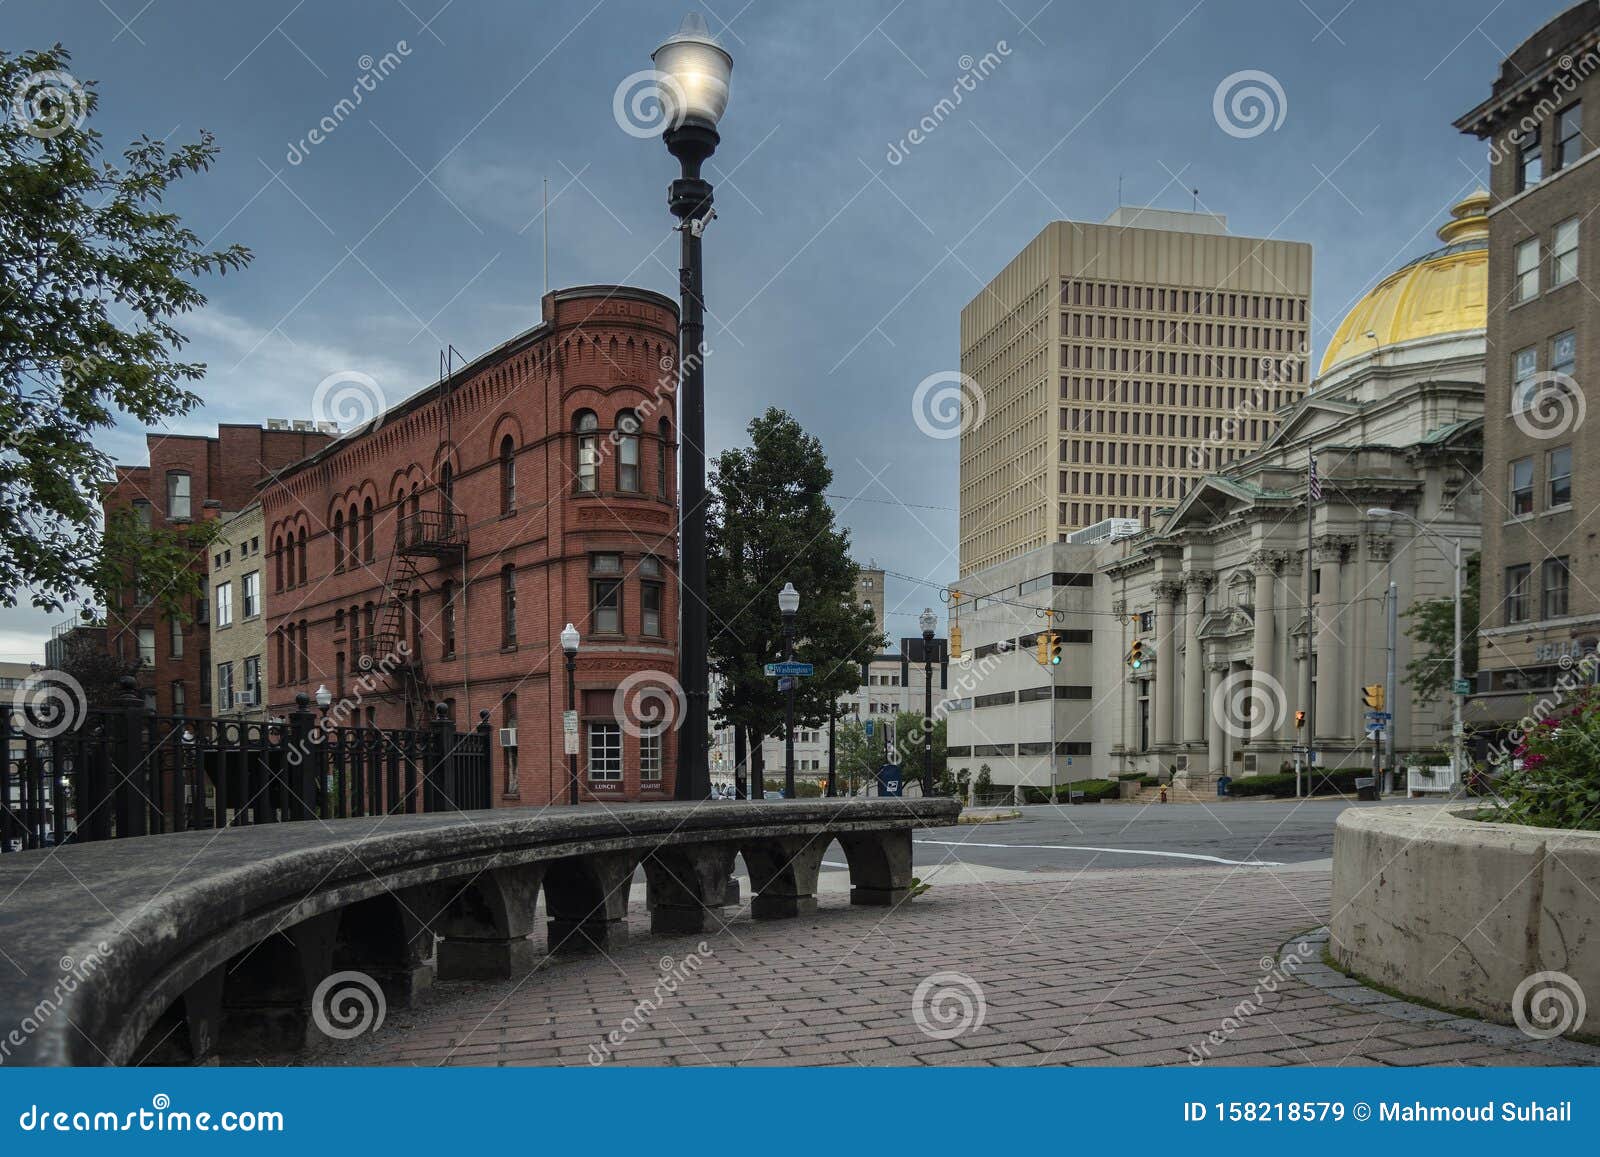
[306, 865, 1579, 1067]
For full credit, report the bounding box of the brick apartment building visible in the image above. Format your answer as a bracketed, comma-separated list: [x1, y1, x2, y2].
[260, 285, 681, 806]
[1456, 2, 1600, 725]
[102, 425, 331, 716]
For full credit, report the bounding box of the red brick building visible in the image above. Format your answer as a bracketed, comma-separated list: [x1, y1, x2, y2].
[102, 425, 331, 716]
[260, 285, 682, 806]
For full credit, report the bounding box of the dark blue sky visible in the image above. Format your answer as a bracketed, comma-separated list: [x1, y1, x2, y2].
[3, 0, 1565, 658]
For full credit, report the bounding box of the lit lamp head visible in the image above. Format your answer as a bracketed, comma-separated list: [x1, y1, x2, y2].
[919, 607, 937, 639]
[651, 12, 733, 132]
[778, 582, 800, 620]
[314, 683, 332, 710]
[561, 622, 581, 657]
[1365, 507, 1402, 521]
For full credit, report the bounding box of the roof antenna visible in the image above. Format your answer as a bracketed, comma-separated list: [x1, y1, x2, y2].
[1117, 172, 1123, 206]
[542, 176, 549, 296]
[1191, 187, 1199, 211]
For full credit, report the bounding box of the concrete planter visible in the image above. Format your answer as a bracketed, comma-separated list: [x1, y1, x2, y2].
[1330, 805, 1599, 1037]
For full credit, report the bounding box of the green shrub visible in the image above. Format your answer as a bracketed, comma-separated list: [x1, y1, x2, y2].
[1139, 775, 1160, 787]
[1491, 687, 1600, 831]
[1227, 768, 1363, 798]
[1114, 772, 1145, 782]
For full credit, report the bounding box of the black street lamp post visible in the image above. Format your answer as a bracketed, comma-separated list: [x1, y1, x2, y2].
[920, 606, 936, 798]
[779, 581, 799, 800]
[561, 622, 580, 806]
[652, 14, 733, 803]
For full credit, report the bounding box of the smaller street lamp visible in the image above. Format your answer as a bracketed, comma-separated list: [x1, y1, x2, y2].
[919, 607, 937, 797]
[779, 582, 800, 800]
[314, 683, 333, 713]
[561, 623, 581, 806]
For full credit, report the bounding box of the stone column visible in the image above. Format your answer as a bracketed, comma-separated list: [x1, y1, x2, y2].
[1314, 539, 1347, 740]
[1182, 573, 1210, 747]
[1153, 582, 1181, 748]
[1251, 555, 1278, 736]
[1206, 663, 1227, 775]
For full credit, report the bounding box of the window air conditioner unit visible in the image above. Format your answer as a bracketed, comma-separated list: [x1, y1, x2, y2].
[235, 691, 255, 707]
[499, 727, 517, 748]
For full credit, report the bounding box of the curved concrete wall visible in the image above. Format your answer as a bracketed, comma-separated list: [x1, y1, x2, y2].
[1330, 805, 1598, 1035]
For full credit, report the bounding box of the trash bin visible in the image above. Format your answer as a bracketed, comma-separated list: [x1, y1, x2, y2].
[1217, 775, 1232, 797]
[1355, 776, 1377, 801]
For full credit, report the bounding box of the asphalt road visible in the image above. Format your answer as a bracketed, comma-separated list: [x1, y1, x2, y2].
[900, 798, 1432, 873]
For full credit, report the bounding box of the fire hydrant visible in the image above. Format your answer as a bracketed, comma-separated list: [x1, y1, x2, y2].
[1159, 785, 1169, 804]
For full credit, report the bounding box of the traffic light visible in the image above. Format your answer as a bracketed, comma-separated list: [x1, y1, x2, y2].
[1362, 684, 1386, 710]
[1035, 632, 1050, 665]
[949, 623, 963, 660]
[1127, 639, 1144, 669]
[1049, 631, 1062, 666]
[1294, 710, 1306, 730]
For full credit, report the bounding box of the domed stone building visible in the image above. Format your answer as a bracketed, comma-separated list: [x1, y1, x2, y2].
[1096, 194, 1487, 785]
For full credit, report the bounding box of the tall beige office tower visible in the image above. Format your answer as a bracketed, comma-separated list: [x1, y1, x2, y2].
[958, 207, 1312, 576]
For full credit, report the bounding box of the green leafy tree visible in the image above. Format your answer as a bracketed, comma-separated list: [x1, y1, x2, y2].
[54, 623, 135, 707]
[1402, 551, 1479, 706]
[1, 46, 250, 614]
[707, 408, 880, 785]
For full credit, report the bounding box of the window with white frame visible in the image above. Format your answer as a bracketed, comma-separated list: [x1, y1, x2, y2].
[1513, 346, 1538, 411]
[1553, 218, 1579, 286]
[640, 727, 663, 782]
[169, 616, 183, 659]
[138, 627, 155, 668]
[215, 581, 233, 628]
[1510, 456, 1533, 516]
[1515, 237, 1540, 302]
[1548, 445, 1573, 508]
[587, 721, 622, 782]
[216, 661, 234, 711]
[242, 571, 260, 618]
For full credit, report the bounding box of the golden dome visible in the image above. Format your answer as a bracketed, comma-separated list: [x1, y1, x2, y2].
[1318, 191, 1489, 377]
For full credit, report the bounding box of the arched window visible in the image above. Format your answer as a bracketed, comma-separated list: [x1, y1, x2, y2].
[657, 417, 672, 498]
[274, 630, 285, 685]
[574, 410, 598, 492]
[499, 435, 516, 515]
[282, 624, 294, 684]
[348, 504, 359, 565]
[273, 535, 284, 592]
[362, 497, 375, 561]
[332, 510, 345, 570]
[439, 462, 454, 512]
[296, 527, 308, 586]
[298, 618, 309, 681]
[616, 410, 641, 492]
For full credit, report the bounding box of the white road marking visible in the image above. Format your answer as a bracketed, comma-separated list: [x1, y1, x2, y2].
[913, 838, 1284, 868]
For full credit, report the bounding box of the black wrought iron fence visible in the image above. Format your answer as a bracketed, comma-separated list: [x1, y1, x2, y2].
[2, 681, 493, 851]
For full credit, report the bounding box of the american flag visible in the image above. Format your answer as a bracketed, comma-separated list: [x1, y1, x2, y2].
[1308, 456, 1323, 503]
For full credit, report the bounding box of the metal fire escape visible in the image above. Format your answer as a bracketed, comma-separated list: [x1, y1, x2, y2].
[355, 505, 466, 725]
